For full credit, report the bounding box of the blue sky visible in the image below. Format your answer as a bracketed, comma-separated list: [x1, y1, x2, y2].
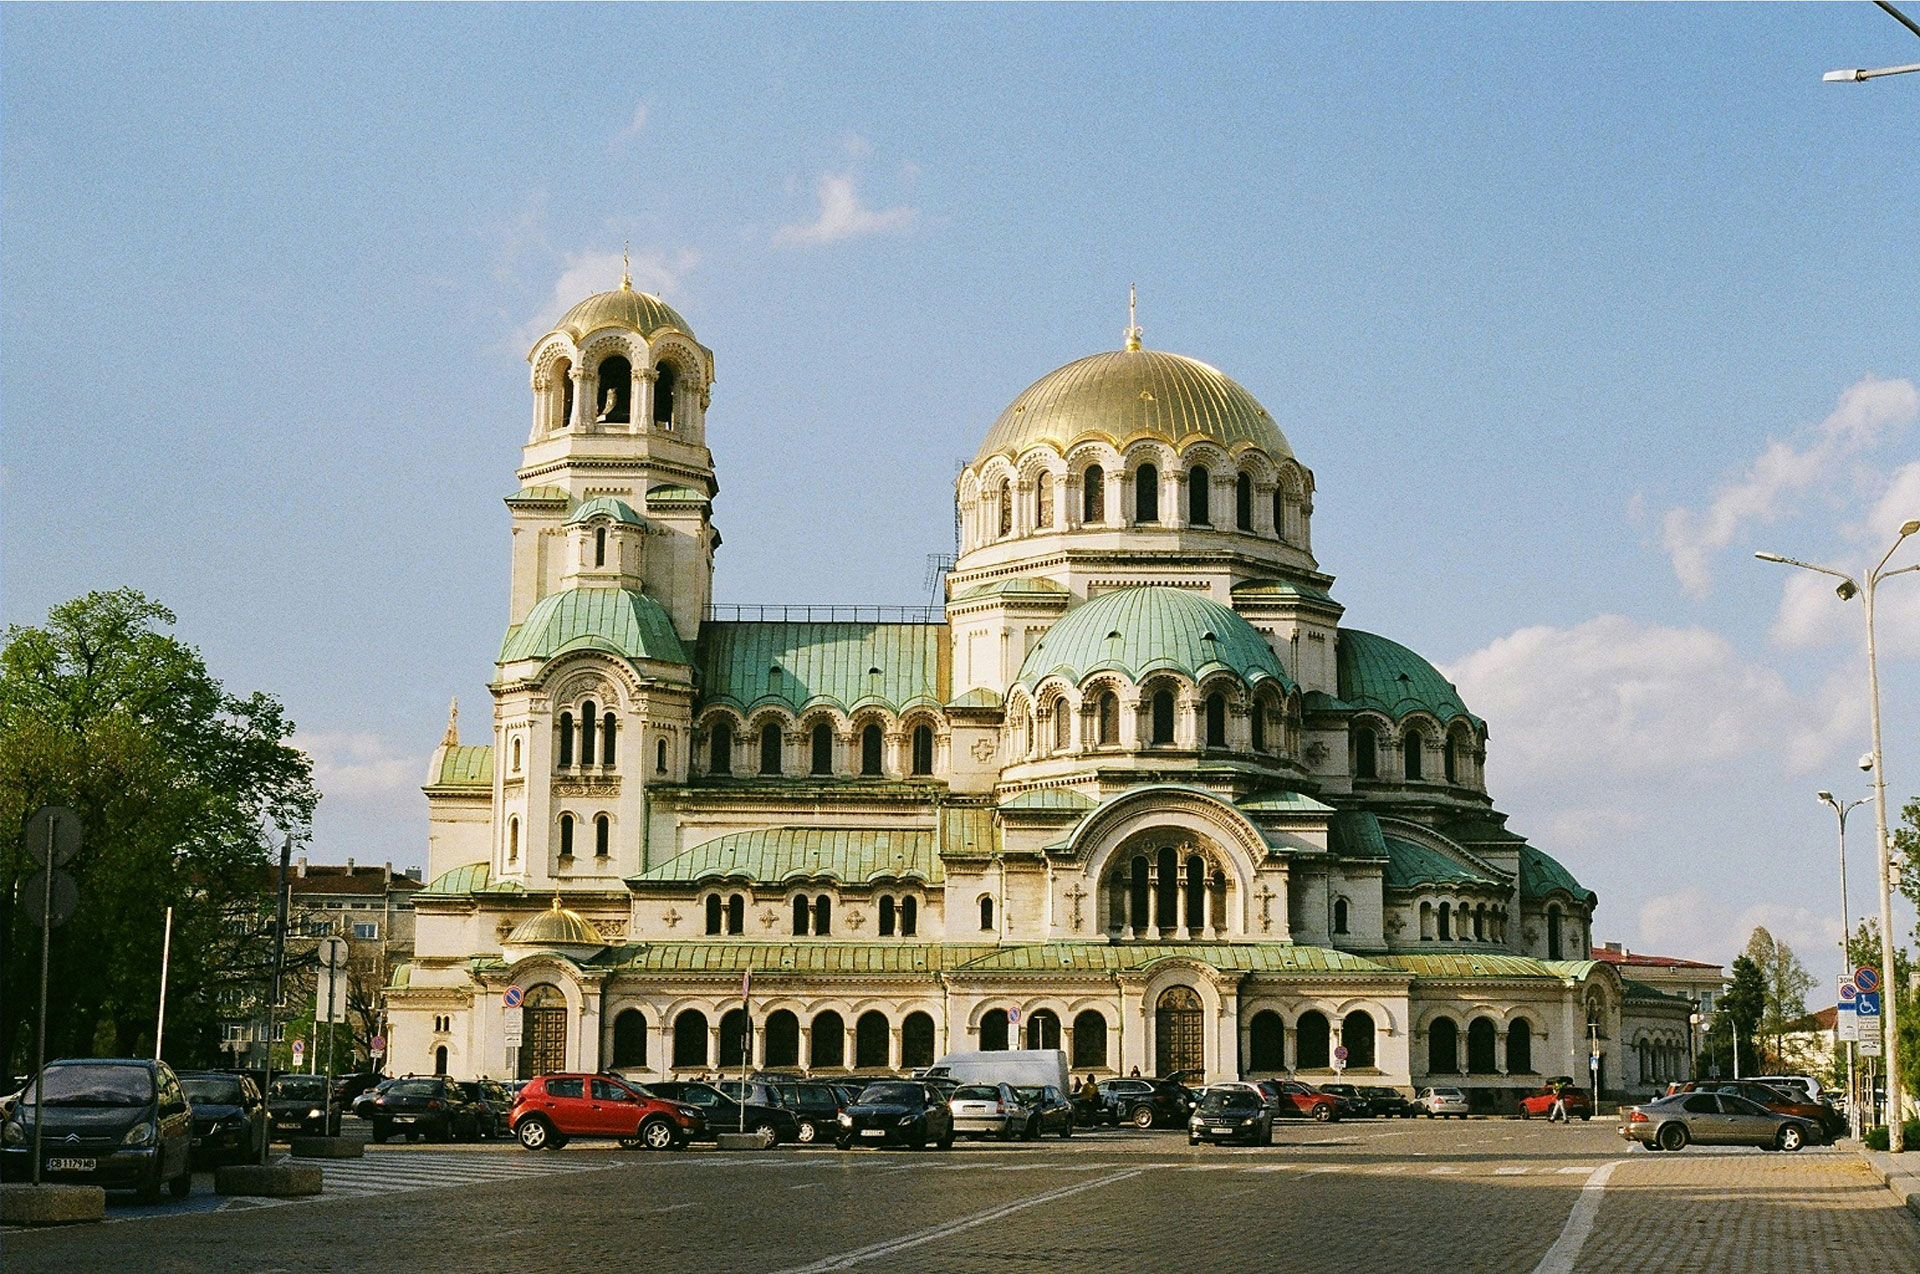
[4, 4, 1916, 991]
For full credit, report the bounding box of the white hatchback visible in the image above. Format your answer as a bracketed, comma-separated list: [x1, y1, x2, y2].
[1417, 1086, 1471, 1118]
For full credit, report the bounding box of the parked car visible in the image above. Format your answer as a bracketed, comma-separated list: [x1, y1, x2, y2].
[1417, 1086, 1471, 1118]
[650, 1080, 799, 1146]
[268, 1074, 345, 1139]
[457, 1079, 518, 1139]
[1751, 1074, 1827, 1103]
[352, 1077, 400, 1120]
[1676, 1080, 1844, 1139]
[1266, 1079, 1342, 1121]
[1189, 1086, 1273, 1146]
[1011, 1085, 1076, 1140]
[509, 1074, 703, 1151]
[715, 1079, 794, 1113]
[1360, 1086, 1417, 1118]
[1517, 1082, 1592, 1121]
[767, 1081, 846, 1144]
[836, 1081, 954, 1150]
[949, 1082, 1021, 1140]
[365, 1076, 477, 1143]
[177, 1071, 267, 1166]
[1318, 1083, 1373, 1116]
[1621, 1090, 1823, 1152]
[0, 1058, 194, 1201]
[332, 1072, 386, 1109]
[1099, 1077, 1193, 1129]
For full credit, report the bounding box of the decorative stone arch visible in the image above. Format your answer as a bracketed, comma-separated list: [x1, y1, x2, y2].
[1348, 709, 1394, 778]
[1073, 786, 1266, 886]
[535, 653, 643, 710]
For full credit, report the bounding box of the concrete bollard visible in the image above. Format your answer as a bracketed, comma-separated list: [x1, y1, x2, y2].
[290, 1136, 363, 1159]
[214, 1162, 324, 1197]
[0, 1183, 106, 1225]
[715, 1131, 769, 1151]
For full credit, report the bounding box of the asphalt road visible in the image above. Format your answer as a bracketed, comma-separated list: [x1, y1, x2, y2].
[8, 1119, 1917, 1274]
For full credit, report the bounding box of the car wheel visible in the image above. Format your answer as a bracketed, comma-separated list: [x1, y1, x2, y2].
[1312, 1105, 1333, 1122]
[1778, 1125, 1805, 1152]
[795, 1121, 818, 1145]
[835, 1135, 853, 1150]
[1131, 1106, 1156, 1130]
[1518, 1107, 1531, 1120]
[516, 1117, 554, 1151]
[169, 1166, 192, 1199]
[751, 1121, 779, 1148]
[1657, 1123, 1689, 1152]
[1024, 1118, 1041, 1142]
[371, 1120, 391, 1144]
[640, 1118, 678, 1152]
[1189, 1134, 1200, 1145]
[937, 1129, 954, 1150]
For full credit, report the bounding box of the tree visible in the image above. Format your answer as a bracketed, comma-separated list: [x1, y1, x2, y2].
[1846, 918, 1919, 1125]
[1744, 926, 1815, 1069]
[0, 590, 317, 1073]
[1702, 954, 1766, 1079]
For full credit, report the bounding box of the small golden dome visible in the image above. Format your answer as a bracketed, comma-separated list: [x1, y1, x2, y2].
[973, 347, 1292, 466]
[506, 895, 606, 948]
[552, 284, 696, 346]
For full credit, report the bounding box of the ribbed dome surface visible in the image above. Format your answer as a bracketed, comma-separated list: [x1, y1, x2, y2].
[507, 897, 606, 948]
[974, 348, 1291, 465]
[1016, 586, 1292, 690]
[552, 285, 695, 344]
[1335, 630, 1479, 725]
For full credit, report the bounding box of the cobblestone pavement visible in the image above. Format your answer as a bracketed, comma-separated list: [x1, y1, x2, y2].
[7, 1120, 1916, 1273]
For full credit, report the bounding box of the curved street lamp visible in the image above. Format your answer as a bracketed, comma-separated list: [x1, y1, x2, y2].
[1819, 790, 1871, 1137]
[1825, 1, 1920, 81]
[1758, 517, 1920, 1149]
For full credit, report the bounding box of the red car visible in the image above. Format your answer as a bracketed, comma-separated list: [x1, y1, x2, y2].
[1517, 1080, 1592, 1120]
[510, 1074, 705, 1151]
[1260, 1079, 1342, 1122]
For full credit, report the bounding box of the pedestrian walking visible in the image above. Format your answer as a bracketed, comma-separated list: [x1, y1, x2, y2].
[1548, 1080, 1568, 1123]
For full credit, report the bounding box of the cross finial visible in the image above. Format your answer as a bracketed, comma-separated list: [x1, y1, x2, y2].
[1124, 283, 1142, 351]
[621, 241, 633, 291]
[442, 696, 459, 747]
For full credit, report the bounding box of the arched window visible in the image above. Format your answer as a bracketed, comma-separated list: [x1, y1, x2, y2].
[511, 736, 522, 773]
[554, 357, 574, 431]
[1236, 472, 1253, 530]
[656, 737, 667, 773]
[1053, 702, 1072, 752]
[978, 895, 995, 931]
[1444, 737, 1459, 784]
[612, 1008, 647, 1067]
[672, 1011, 708, 1069]
[1188, 465, 1211, 525]
[1250, 702, 1267, 752]
[595, 355, 631, 423]
[811, 1011, 845, 1068]
[1082, 465, 1104, 523]
[1129, 856, 1150, 932]
[979, 1009, 1009, 1051]
[1205, 693, 1226, 748]
[855, 1011, 891, 1069]
[1296, 1011, 1332, 1070]
[814, 894, 832, 935]
[709, 722, 733, 774]
[911, 724, 934, 775]
[1342, 1012, 1377, 1069]
[997, 480, 1013, 538]
[1467, 1017, 1499, 1074]
[759, 722, 783, 776]
[1353, 724, 1377, 779]
[791, 895, 809, 936]
[602, 713, 617, 766]
[653, 363, 677, 426]
[1507, 1019, 1534, 1074]
[506, 817, 518, 864]
[1135, 463, 1159, 523]
[878, 896, 896, 937]
[558, 813, 575, 859]
[726, 893, 745, 935]
[901, 896, 917, 936]
[1333, 898, 1349, 934]
[902, 1012, 936, 1070]
[594, 814, 610, 858]
[1155, 847, 1180, 931]
[1036, 475, 1054, 528]
[705, 894, 722, 935]
[1547, 906, 1564, 960]
[1272, 488, 1286, 540]
[1437, 902, 1452, 941]
[860, 723, 884, 776]
[558, 712, 575, 768]
[594, 526, 608, 567]
[1473, 905, 1486, 942]
[1249, 1010, 1285, 1071]
[1403, 731, 1423, 780]
[764, 1011, 800, 1069]
[434, 1045, 449, 1075]
[719, 1009, 751, 1072]
[1150, 689, 1175, 746]
[810, 722, 833, 776]
[1428, 1018, 1459, 1074]
[1097, 692, 1120, 746]
[1025, 1009, 1061, 1051]
[581, 700, 597, 766]
[1072, 1011, 1108, 1068]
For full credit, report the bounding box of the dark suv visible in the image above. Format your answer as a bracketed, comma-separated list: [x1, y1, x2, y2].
[836, 1081, 954, 1150]
[0, 1059, 194, 1201]
[650, 1081, 800, 1146]
[267, 1074, 345, 1139]
[178, 1071, 267, 1166]
[771, 1081, 847, 1144]
[366, 1076, 479, 1143]
[1099, 1078, 1192, 1129]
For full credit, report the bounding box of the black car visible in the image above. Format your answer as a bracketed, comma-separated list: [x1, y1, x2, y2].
[1099, 1078, 1193, 1129]
[353, 1077, 400, 1120]
[366, 1076, 479, 1143]
[836, 1081, 954, 1150]
[1010, 1085, 1075, 1140]
[1359, 1086, 1417, 1118]
[332, 1072, 386, 1109]
[268, 1074, 344, 1139]
[771, 1081, 847, 1145]
[457, 1079, 517, 1139]
[178, 1071, 267, 1166]
[1189, 1087, 1273, 1146]
[650, 1081, 800, 1145]
[0, 1058, 195, 1201]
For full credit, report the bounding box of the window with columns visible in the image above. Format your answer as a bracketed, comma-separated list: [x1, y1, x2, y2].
[653, 364, 677, 426]
[910, 724, 935, 775]
[1135, 464, 1159, 523]
[810, 723, 833, 776]
[1236, 472, 1253, 530]
[997, 480, 1013, 538]
[1188, 465, 1211, 525]
[1082, 465, 1104, 523]
[709, 721, 732, 774]
[1107, 845, 1225, 939]
[595, 355, 631, 423]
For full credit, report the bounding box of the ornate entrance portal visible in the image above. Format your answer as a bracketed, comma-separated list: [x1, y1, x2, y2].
[1154, 985, 1204, 1077]
[520, 984, 567, 1079]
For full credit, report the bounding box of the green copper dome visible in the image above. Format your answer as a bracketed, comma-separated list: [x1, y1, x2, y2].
[1016, 586, 1292, 690]
[564, 496, 648, 527]
[500, 587, 689, 667]
[1335, 629, 1479, 725]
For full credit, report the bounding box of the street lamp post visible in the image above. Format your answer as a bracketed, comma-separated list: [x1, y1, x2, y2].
[1825, 1, 1920, 81]
[1819, 790, 1870, 1138]
[1759, 516, 1920, 1151]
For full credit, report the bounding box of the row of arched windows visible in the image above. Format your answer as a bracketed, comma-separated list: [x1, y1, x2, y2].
[1247, 1010, 1377, 1071]
[971, 457, 1309, 550]
[1425, 1016, 1535, 1075]
[612, 1007, 939, 1072]
[557, 703, 618, 770]
[1352, 722, 1474, 786]
[1420, 899, 1509, 944]
[972, 1008, 1111, 1069]
[555, 811, 613, 859]
[1013, 682, 1296, 763]
[703, 719, 937, 779]
[1636, 1037, 1685, 1087]
[1105, 847, 1228, 938]
[541, 353, 682, 434]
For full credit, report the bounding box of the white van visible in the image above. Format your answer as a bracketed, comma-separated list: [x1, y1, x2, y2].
[921, 1050, 1070, 1096]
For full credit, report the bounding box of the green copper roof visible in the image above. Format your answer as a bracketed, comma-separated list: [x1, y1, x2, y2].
[696, 622, 945, 715]
[646, 484, 709, 505]
[1336, 629, 1480, 726]
[388, 962, 412, 988]
[950, 577, 1072, 603]
[1016, 587, 1293, 691]
[417, 861, 528, 897]
[432, 746, 494, 789]
[565, 496, 648, 527]
[999, 788, 1098, 812]
[1375, 953, 1568, 980]
[501, 587, 689, 667]
[632, 827, 943, 886]
[1517, 844, 1596, 905]
[1230, 578, 1339, 607]
[1240, 789, 1335, 815]
[505, 486, 569, 507]
[946, 687, 1004, 709]
[1327, 810, 1387, 857]
[951, 942, 1392, 976]
[1381, 836, 1501, 890]
[939, 806, 1001, 859]
[593, 942, 1388, 977]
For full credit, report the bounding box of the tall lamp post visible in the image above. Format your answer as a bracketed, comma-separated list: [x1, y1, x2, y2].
[1824, 1, 1920, 81]
[1819, 790, 1870, 1138]
[1759, 516, 1920, 1150]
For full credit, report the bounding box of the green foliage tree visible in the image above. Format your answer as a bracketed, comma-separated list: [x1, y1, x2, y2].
[1743, 926, 1815, 1069]
[1700, 954, 1766, 1079]
[0, 590, 317, 1073]
[1845, 917, 1919, 1124]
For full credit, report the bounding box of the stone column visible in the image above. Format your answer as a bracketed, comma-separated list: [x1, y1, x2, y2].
[569, 365, 589, 430]
[632, 366, 652, 433]
[1168, 470, 1189, 529]
[1104, 468, 1124, 528]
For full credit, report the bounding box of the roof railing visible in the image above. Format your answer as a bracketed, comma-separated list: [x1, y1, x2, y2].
[702, 604, 945, 624]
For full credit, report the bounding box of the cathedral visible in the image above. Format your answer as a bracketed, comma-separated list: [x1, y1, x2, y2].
[386, 272, 1691, 1107]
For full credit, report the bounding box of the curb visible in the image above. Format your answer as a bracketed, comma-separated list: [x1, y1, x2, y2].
[0, 1183, 105, 1226]
[1853, 1144, 1920, 1222]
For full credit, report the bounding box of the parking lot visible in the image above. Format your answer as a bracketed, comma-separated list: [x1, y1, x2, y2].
[8, 1119, 1917, 1274]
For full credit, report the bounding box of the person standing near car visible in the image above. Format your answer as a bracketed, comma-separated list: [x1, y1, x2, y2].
[1548, 1080, 1569, 1124]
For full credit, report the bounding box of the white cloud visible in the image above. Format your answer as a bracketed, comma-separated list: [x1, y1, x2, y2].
[299, 731, 426, 804]
[1633, 887, 1842, 973]
[513, 246, 701, 350]
[1659, 376, 1917, 597]
[773, 173, 916, 247]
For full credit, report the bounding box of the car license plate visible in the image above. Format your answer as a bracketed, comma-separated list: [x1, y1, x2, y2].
[48, 1157, 96, 1172]
[861, 1129, 886, 1137]
[1209, 1127, 1233, 1136]
[393, 1115, 417, 1123]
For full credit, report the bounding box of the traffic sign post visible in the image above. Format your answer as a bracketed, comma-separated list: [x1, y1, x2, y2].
[1857, 989, 1884, 1058]
[1333, 1045, 1348, 1071]
[1838, 980, 1860, 1042]
[24, 806, 82, 1188]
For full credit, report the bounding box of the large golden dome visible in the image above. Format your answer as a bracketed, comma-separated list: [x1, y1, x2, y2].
[553, 281, 696, 345]
[973, 346, 1292, 465]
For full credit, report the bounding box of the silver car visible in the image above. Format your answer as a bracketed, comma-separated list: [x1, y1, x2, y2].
[1417, 1086, 1470, 1118]
[948, 1082, 1021, 1140]
[1620, 1090, 1820, 1152]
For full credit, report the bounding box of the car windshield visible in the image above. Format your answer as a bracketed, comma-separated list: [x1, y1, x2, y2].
[24, 1065, 153, 1107]
[1011, 1086, 1047, 1103]
[181, 1077, 246, 1105]
[1203, 1091, 1260, 1112]
[272, 1076, 329, 1100]
[382, 1080, 442, 1098]
[951, 1085, 1002, 1101]
[858, 1083, 922, 1104]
